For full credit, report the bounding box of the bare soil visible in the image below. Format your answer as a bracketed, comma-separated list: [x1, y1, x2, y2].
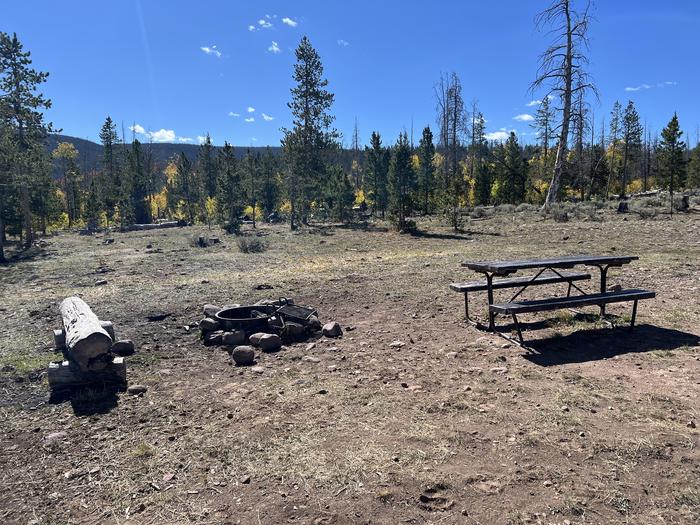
[1, 210, 699, 524]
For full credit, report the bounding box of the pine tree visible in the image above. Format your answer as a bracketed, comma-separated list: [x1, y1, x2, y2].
[687, 143, 700, 189]
[365, 131, 389, 217]
[620, 100, 642, 197]
[417, 126, 435, 214]
[51, 142, 81, 227]
[494, 132, 527, 204]
[216, 142, 244, 233]
[473, 162, 492, 206]
[389, 132, 415, 231]
[260, 147, 280, 217]
[242, 150, 259, 227]
[326, 165, 354, 222]
[281, 36, 338, 229]
[99, 116, 119, 222]
[174, 152, 198, 224]
[0, 32, 54, 247]
[532, 96, 554, 173]
[198, 134, 217, 198]
[126, 139, 151, 224]
[657, 114, 686, 215]
[83, 176, 101, 230]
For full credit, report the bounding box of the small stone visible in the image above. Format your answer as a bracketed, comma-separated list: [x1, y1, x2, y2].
[127, 384, 147, 395]
[322, 321, 343, 338]
[203, 330, 224, 346]
[490, 366, 508, 374]
[389, 340, 405, 348]
[231, 346, 255, 366]
[305, 343, 316, 351]
[561, 405, 570, 412]
[200, 318, 220, 333]
[201, 279, 210, 284]
[688, 420, 696, 429]
[222, 330, 246, 346]
[446, 351, 458, 359]
[608, 284, 622, 292]
[240, 475, 251, 484]
[254, 283, 274, 290]
[44, 431, 67, 443]
[248, 332, 267, 346]
[302, 356, 320, 363]
[111, 339, 135, 356]
[259, 333, 282, 352]
[95, 279, 108, 286]
[203, 304, 220, 318]
[306, 316, 322, 332]
[251, 366, 265, 374]
[284, 321, 306, 340]
[543, 480, 552, 487]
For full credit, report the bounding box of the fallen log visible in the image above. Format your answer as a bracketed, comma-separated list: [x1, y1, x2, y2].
[48, 357, 126, 390]
[59, 297, 113, 371]
[126, 221, 179, 231]
[53, 320, 115, 349]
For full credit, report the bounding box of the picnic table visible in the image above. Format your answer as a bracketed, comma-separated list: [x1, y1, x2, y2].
[452, 255, 655, 345]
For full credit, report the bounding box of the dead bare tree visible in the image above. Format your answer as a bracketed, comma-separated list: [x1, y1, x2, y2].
[531, 0, 596, 208]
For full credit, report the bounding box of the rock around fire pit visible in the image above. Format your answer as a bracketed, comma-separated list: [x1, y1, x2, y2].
[198, 298, 342, 365]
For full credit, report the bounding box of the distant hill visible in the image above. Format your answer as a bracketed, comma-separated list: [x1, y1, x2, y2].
[44, 134, 283, 178]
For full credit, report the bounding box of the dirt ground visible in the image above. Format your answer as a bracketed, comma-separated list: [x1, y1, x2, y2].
[1, 209, 699, 525]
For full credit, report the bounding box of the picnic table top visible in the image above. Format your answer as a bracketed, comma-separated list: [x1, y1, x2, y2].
[461, 254, 638, 275]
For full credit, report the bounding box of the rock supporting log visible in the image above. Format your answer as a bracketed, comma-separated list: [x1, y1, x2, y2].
[47, 357, 126, 390]
[59, 297, 113, 371]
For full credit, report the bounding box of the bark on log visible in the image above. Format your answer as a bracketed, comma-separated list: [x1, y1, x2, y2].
[47, 357, 126, 390]
[54, 320, 115, 349]
[59, 297, 112, 371]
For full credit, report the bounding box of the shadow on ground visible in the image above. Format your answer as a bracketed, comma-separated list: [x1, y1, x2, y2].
[523, 324, 700, 366]
[49, 384, 123, 416]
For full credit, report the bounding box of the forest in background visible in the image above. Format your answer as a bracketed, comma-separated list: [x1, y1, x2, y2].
[2, 0, 700, 263]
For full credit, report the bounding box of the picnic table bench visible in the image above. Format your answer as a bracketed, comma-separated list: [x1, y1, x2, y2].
[453, 255, 655, 345]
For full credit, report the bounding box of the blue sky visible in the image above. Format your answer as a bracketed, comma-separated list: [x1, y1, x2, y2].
[3, 1, 699, 148]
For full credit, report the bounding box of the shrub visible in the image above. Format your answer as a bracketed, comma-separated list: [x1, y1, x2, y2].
[516, 203, 538, 213]
[237, 236, 268, 253]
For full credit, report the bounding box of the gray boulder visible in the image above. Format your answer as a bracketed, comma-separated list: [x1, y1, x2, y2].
[322, 321, 343, 338]
[259, 333, 282, 352]
[222, 330, 246, 346]
[111, 339, 135, 356]
[200, 317, 220, 333]
[231, 346, 255, 366]
[203, 304, 220, 318]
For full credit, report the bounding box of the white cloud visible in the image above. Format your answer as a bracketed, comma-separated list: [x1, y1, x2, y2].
[197, 136, 207, 144]
[247, 106, 255, 113]
[282, 17, 297, 27]
[251, 137, 258, 142]
[258, 18, 273, 29]
[228, 112, 240, 117]
[200, 45, 222, 58]
[129, 123, 192, 143]
[248, 25, 256, 32]
[337, 39, 350, 47]
[485, 128, 515, 142]
[262, 113, 274, 121]
[268, 41, 281, 53]
[513, 113, 534, 122]
[661, 81, 678, 86]
[625, 83, 651, 92]
[526, 99, 542, 107]
[245, 117, 255, 123]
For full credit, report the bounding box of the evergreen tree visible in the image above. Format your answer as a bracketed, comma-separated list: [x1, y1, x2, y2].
[126, 139, 151, 224]
[83, 176, 101, 230]
[281, 36, 338, 229]
[417, 126, 435, 214]
[0, 117, 14, 262]
[389, 132, 415, 231]
[242, 150, 259, 227]
[325, 165, 354, 222]
[198, 133, 217, 198]
[51, 142, 81, 227]
[216, 142, 244, 233]
[365, 131, 389, 217]
[532, 96, 554, 172]
[657, 114, 686, 215]
[493, 132, 527, 204]
[0, 32, 54, 247]
[687, 143, 700, 189]
[99, 116, 119, 222]
[620, 100, 642, 197]
[259, 147, 280, 217]
[29, 143, 59, 234]
[473, 162, 492, 206]
[606, 101, 622, 198]
[174, 152, 198, 223]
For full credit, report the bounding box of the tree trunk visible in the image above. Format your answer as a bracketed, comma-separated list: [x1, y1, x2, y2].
[0, 188, 5, 264]
[544, 4, 573, 208]
[59, 297, 113, 371]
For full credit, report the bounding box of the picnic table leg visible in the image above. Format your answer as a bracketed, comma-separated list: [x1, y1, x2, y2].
[486, 272, 496, 330]
[598, 265, 609, 317]
[630, 300, 638, 330]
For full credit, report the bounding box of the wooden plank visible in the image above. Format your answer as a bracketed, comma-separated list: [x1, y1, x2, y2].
[59, 297, 112, 371]
[462, 255, 638, 275]
[450, 271, 590, 293]
[489, 289, 655, 315]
